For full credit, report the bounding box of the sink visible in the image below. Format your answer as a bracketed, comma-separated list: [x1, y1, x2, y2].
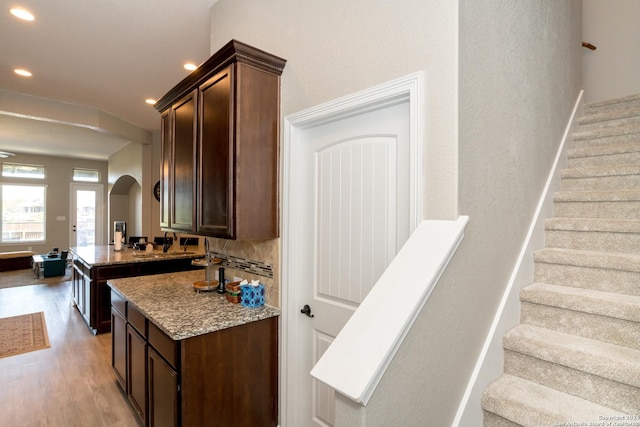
[163, 251, 196, 256]
[132, 251, 197, 258]
[131, 252, 160, 258]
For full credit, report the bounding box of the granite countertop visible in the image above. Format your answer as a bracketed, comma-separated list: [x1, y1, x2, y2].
[70, 245, 205, 266]
[107, 269, 280, 340]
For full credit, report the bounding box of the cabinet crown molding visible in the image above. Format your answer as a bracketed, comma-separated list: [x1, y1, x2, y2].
[155, 39, 286, 113]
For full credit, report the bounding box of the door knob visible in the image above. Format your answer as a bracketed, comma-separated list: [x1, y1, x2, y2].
[300, 304, 314, 318]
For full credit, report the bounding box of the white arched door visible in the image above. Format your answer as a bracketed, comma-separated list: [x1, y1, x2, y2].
[283, 73, 422, 427]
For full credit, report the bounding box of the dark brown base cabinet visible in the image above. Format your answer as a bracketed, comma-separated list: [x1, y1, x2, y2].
[72, 256, 197, 334]
[110, 289, 278, 427]
[148, 346, 178, 427]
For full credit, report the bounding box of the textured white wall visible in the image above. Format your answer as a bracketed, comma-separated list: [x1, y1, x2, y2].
[583, 0, 640, 103]
[209, 0, 459, 221]
[147, 134, 162, 241]
[208, 1, 458, 424]
[207, 0, 582, 426]
[108, 143, 142, 240]
[451, 1, 583, 425]
[128, 182, 142, 237]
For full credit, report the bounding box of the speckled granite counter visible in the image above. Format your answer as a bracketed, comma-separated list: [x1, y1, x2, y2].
[107, 269, 280, 340]
[70, 245, 205, 266]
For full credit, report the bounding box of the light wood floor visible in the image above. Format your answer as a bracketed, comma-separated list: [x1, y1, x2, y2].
[0, 279, 140, 426]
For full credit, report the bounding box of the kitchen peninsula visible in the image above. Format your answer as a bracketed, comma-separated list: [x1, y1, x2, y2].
[108, 270, 279, 427]
[70, 245, 203, 334]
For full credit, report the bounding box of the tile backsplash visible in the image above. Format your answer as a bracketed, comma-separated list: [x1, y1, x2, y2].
[206, 237, 280, 308]
[211, 252, 273, 278]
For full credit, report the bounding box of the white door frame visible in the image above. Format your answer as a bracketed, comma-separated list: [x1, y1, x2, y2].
[281, 72, 423, 426]
[70, 183, 104, 247]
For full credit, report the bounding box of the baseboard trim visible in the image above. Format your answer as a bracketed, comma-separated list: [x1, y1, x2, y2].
[451, 89, 584, 426]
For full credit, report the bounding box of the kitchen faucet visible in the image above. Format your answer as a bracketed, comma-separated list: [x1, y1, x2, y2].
[163, 231, 171, 253]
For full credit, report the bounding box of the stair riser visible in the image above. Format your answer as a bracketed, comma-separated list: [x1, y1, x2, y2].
[553, 200, 640, 219]
[578, 115, 640, 132]
[483, 411, 521, 427]
[521, 302, 640, 350]
[575, 125, 640, 141]
[572, 132, 640, 148]
[545, 229, 640, 253]
[561, 174, 640, 191]
[545, 229, 640, 254]
[504, 350, 640, 413]
[568, 151, 640, 168]
[586, 98, 640, 115]
[534, 263, 640, 296]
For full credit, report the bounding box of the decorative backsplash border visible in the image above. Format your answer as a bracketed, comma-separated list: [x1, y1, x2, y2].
[212, 251, 273, 279]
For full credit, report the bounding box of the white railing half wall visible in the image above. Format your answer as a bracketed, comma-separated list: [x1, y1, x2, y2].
[311, 215, 469, 405]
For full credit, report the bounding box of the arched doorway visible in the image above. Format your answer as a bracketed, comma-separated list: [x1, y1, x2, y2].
[109, 175, 142, 244]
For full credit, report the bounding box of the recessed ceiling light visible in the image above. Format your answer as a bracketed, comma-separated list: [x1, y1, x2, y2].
[145, 98, 157, 105]
[184, 63, 197, 71]
[14, 69, 32, 77]
[10, 7, 34, 21]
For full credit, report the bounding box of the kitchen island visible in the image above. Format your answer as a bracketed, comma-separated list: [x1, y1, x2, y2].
[108, 270, 279, 427]
[70, 245, 204, 334]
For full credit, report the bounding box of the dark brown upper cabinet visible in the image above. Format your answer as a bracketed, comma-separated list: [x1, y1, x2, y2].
[156, 40, 286, 240]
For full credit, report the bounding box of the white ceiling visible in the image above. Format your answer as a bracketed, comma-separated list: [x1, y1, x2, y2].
[0, 0, 216, 160]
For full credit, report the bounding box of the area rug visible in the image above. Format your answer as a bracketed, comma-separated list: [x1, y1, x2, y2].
[0, 312, 50, 358]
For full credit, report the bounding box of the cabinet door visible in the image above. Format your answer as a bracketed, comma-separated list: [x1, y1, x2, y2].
[160, 109, 172, 229]
[148, 346, 179, 427]
[127, 324, 147, 425]
[198, 67, 233, 237]
[96, 280, 113, 334]
[171, 90, 197, 232]
[82, 274, 91, 323]
[72, 265, 82, 309]
[111, 307, 127, 390]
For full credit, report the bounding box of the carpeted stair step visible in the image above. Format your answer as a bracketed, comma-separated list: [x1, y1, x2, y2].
[572, 124, 640, 148]
[520, 283, 640, 350]
[572, 132, 640, 149]
[481, 374, 625, 426]
[567, 141, 640, 168]
[553, 189, 640, 219]
[502, 325, 640, 413]
[579, 105, 640, 125]
[584, 93, 640, 115]
[483, 412, 519, 427]
[560, 164, 640, 190]
[545, 218, 640, 253]
[577, 107, 640, 132]
[534, 248, 640, 296]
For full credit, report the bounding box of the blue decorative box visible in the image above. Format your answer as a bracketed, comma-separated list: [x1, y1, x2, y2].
[240, 284, 265, 308]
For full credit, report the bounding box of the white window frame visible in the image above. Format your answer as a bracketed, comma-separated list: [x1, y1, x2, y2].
[0, 183, 47, 244]
[72, 168, 100, 183]
[2, 163, 46, 179]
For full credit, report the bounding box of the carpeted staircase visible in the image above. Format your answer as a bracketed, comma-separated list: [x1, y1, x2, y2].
[481, 93, 640, 426]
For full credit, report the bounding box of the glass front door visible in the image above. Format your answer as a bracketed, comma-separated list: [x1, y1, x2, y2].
[70, 184, 103, 247]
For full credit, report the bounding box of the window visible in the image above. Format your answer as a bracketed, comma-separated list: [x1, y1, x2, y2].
[2, 163, 45, 179]
[1, 184, 46, 243]
[73, 168, 100, 182]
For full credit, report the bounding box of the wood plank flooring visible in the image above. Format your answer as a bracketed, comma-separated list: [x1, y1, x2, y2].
[0, 278, 140, 426]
